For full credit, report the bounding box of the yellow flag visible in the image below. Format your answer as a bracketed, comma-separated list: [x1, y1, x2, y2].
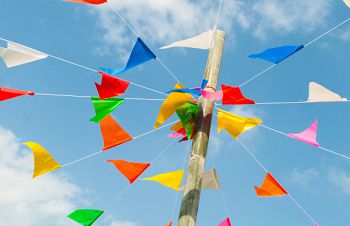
[142, 169, 184, 190]
[217, 108, 262, 139]
[154, 83, 192, 128]
[170, 121, 184, 131]
[23, 142, 62, 178]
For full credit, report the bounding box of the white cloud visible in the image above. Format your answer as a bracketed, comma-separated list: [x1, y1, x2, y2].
[110, 220, 138, 226]
[291, 168, 320, 188]
[328, 169, 350, 195]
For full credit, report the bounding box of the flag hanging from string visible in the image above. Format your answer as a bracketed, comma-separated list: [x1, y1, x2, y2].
[95, 72, 130, 99]
[165, 221, 172, 226]
[249, 45, 304, 64]
[176, 102, 198, 139]
[142, 169, 184, 190]
[160, 30, 214, 50]
[106, 159, 150, 184]
[0, 87, 35, 101]
[202, 168, 221, 190]
[201, 89, 223, 100]
[90, 97, 124, 123]
[64, 0, 107, 4]
[167, 128, 187, 138]
[218, 218, 232, 226]
[343, 0, 350, 8]
[221, 84, 255, 105]
[23, 142, 61, 178]
[288, 120, 320, 147]
[255, 172, 288, 197]
[67, 209, 104, 226]
[307, 82, 346, 102]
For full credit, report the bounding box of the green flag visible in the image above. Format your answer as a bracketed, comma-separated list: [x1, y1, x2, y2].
[67, 209, 104, 226]
[176, 102, 198, 139]
[90, 97, 124, 123]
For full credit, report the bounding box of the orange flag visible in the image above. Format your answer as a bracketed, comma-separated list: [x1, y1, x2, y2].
[100, 115, 133, 151]
[106, 160, 150, 184]
[165, 220, 172, 226]
[254, 172, 288, 197]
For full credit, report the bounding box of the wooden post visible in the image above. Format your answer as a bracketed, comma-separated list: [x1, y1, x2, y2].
[178, 29, 225, 226]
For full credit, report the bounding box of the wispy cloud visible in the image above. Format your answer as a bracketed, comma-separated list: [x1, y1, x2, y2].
[328, 169, 350, 195]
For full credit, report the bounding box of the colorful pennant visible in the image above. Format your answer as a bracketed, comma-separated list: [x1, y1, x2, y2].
[0, 41, 48, 68]
[201, 89, 223, 100]
[249, 45, 304, 64]
[100, 115, 132, 151]
[167, 87, 201, 97]
[255, 172, 288, 197]
[170, 121, 184, 132]
[288, 120, 320, 147]
[0, 87, 35, 101]
[221, 84, 255, 105]
[142, 169, 184, 190]
[160, 30, 214, 50]
[95, 71, 130, 99]
[218, 218, 232, 226]
[100, 38, 156, 75]
[167, 128, 187, 138]
[64, 0, 106, 4]
[202, 168, 221, 190]
[343, 0, 350, 8]
[165, 221, 172, 226]
[90, 97, 124, 123]
[154, 83, 193, 128]
[176, 102, 198, 139]
[106, 159, 150, 184]
[307, 82, 346, 102]
[67, 209, 104, 226]
[217, 108, 262, 139]
[23, 142, 61, 178]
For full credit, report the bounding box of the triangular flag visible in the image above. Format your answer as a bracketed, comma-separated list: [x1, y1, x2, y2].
[201, 89, 223, 100]
[142, 169, 184, 190]
[167, 128, 187, 138]
[254, 172, 288, 197]
[202, 168, 221, 190]
[167, 87, 201, 97]
[170, 121, 184, 132]
[249, 45, 304, 64]
[0, 87, 35, 101]
[176, 102, 198, 139]
[23, 142, 61, 178]
[343, 0, 350, 8]
[67, 209, 104, 226]
[307, 82, 346, 102]
[100, 38, 156, 75]
[0, 41, 48, 68]
[100, 115, 132, 151]
[165, 221, 172, 226]
[221, 84, 255, 105]
[95, 71, 130, 99]
[288, 120, 320, 147]
[106, 159, 150, 184]
[90, 97, 124, 123]
[160, 30, 214, 50]
[154, 83, 193, 128]
[217, 108, 262, 139]
[218, 218, 232, 226]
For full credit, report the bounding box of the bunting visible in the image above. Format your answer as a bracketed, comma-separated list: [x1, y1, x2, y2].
[0, 41, 48, 68]
[160, 30, 214, 50]
[170, 121, 184, 132]
[176, 102, 198, 139]
[218, 218, 232, 226]
[165, 221, 172, 226]
[167, 87, 201, 97]
[221, 84, 255, 105]
[67, 209, 104, 226]
[100, 115, 132, 151]
[201, 89, 223, 100]
[106, 159, 150, 184]
[249, 45, 304, 64]
[307, 82, 346, 102]
[343, 0, 350, 8]
[142, 169, 184, 190]
[64, 0, 106, 4]
[95, 72, 130, 99]
[90, 97, 124, 123]
[0, 87, 35, 101]
[167, 128, 187, 138]
[202, 169, 221, 190]
[23, 142, 61, 178]
[100, 38, 156, 75]
[288, 120, 320, 147]
[254, 172, 288, 197]
[217, 109, 262, 139]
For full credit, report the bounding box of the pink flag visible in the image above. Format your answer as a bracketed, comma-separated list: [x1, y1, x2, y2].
[288, 120, 320, 147]
[201, 89, 223, 100]
[218, 218, 232, 226]
[167, 128, 186, 138]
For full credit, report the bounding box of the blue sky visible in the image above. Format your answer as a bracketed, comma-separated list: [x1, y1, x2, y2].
[1, 0, 350, 226]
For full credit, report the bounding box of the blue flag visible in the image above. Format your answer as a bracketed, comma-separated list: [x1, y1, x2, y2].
[249, 45, 304, 64]
[100, 38, 156, 75]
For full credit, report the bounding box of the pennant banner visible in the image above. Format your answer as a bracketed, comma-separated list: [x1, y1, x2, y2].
[202, 168, 221, 190]
[307, 82, 346, 102]
[288, 120, 320, 147]
[100, 38, 156, 75]
[170, 121, 184, 132]
[255, 172, 288, 197]
[100, 115, 133, 151]
[0, 41, 48, 68]
[23, 142, 61, 178]
[249, 45, 304, 64]
[167, 87, 201, 97]
[160, 30, 214, 50]
[217, 108, 262, 139]
[165, 221, 172, 226]
[0, 87, 35, 101]
[176, 102, 198, 139]
[221, 84, 255, 105]
[67, 209, 104, 226]
[95, 72, 130, 99]
[167, 128, 187, 138]
[343, 0, 350, 8]
[106, 159, 150, 184]
[201, 89, 223, 100]
[218, 218, 232, 226]
[142, 169, 184, 190]
[64, 0, 107, 4]
[90, 97, 124, 123]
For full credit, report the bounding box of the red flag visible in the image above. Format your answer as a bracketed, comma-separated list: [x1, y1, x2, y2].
[221, 84, 255, 105]
[96, 72, 130, 99]
[106, 159, 150, 184]
[100, 115, 133, 151]
[64, 0, 107, 4]
[0, 87, 34, 101]
[165, 221, 172, 226]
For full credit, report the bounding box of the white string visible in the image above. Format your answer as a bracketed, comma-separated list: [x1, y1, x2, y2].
[236, 139, 268, 172]
[156, 58, 180, 83]
[214, 0, 224, 29]
[128, 81, 168, 96]
[239, 16, 350, 87]
[133, 121, 178, 140]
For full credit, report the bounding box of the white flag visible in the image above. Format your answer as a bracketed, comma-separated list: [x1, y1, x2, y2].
[343, 0, 350, 8]
[202, 168, 221, 190]
[0, 41, 48, 68]
[307, 82, 346, 102]
[160, 30, 214, 50]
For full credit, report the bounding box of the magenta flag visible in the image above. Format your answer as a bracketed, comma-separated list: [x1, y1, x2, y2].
[218, 218, 232, 226]
[288, 120, 320, 147]
[201, 89, 223, 100]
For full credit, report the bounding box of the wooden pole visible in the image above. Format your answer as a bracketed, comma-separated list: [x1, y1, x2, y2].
[178, 29, 225, 226]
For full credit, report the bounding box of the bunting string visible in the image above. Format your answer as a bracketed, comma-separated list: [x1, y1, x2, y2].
[214, 0, 224, 29]
[239, 16, 350, 87]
